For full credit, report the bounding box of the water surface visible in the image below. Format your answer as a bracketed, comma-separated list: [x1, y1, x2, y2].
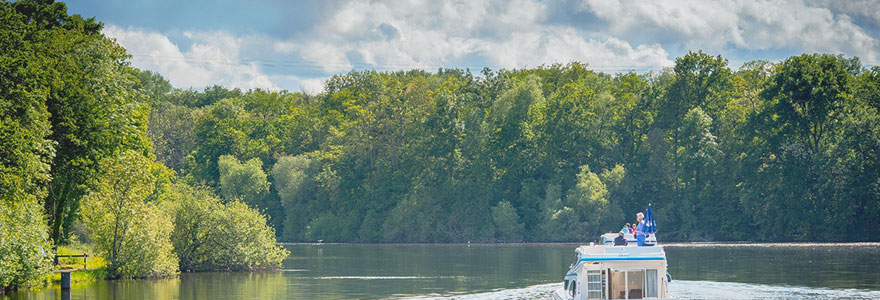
[4, 243, 879, 299]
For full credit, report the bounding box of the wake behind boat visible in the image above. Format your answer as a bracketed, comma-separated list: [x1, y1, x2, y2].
[554, 205, 671, 300]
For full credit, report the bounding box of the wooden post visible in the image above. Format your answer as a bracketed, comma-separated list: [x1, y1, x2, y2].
[60, 271, 71, 290]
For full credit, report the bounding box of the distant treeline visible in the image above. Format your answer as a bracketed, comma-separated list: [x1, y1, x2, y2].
[142, 51, 879, 244]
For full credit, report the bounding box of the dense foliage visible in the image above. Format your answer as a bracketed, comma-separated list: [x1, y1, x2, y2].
[148, 54, 879, 243]
[80, 151, 178, 278]
[0, 0, 83, 289]
[163, 183, 288, 272]
[0, 0, 285, 290]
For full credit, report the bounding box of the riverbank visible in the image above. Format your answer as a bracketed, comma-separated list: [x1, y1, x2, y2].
[49, 245, 109, 285]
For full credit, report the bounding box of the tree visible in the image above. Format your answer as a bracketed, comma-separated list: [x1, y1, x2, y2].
[762, 54, 852, 154]
[218, 155, 283, 232]
[134, 69, 173, 102]
[41, 23, 153, 244]
[0, 201, 53, 290]
[272, 154, 318, 241]
[187, 98, 247, 187]
[79, 151, 177, 278]
[89, 51, 878, 244]
[671, 107, 721, 238]
[163, 183, 288, 271]
[566, 165, 610, 239]
[218, 155, 270, 203]
[1, 0, 79, 289]
[491, 201, 525, 241]
[660, 51, 733, 129]
[148, 100, 195, 171]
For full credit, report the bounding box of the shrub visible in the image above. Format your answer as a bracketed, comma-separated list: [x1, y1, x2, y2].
[164, 183, 288, 272]
[79, 151, 178, 279]
[0, 199, 53, 289]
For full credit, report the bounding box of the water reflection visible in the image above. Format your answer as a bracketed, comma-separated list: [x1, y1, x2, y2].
[665, 243, 880, 290]
[4, 243, 879, 299]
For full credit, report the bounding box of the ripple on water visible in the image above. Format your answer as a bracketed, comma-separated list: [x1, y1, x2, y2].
[669, 280, 880, 299]
[394, 283, 559, 300]
[395, 281, 880, 300]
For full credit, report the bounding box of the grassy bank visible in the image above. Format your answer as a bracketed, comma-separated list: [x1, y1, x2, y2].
[49, 245, 109, 284]
[49, 268, 109, 285]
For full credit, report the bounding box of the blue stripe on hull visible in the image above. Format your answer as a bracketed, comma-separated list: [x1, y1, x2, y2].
[579, 257, 665, 261]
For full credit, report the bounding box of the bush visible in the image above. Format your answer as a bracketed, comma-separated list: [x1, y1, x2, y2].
[79, 151, 179, 279]
[164, 183, 288, 272]
[0, 199, 53, 290]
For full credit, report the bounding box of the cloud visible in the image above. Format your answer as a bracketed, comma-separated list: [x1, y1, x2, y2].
[290, 0, 673, 72]
[103, 25, 279, 90]
[579, 0, 880, 62]
[96, 0, 880, 92]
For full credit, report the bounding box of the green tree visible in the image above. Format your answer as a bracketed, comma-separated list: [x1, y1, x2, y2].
[1, 0, 86, 289]
[79, 151, 177, 278]
[660, 51, 733, 129]
[163, 183, 288, 271]
[762, 54, 852, 154]
[566, 165, 610, 239]
[272, 154, 318, 241]
[218, 155, 270, 203]
[672, 107, 721, 238]
[218, 155, 283, 232]
[491, 201, 525, 241]
[0, 201, 53, 289]
[41, 24, 153, 244]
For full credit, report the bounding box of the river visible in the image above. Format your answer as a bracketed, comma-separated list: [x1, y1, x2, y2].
[4, 243, 879, 299]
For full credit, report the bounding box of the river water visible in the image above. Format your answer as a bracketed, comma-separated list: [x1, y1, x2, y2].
[4, 243, 879, 299]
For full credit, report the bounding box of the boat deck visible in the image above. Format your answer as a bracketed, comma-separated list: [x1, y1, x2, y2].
[576, 244, 666, 259]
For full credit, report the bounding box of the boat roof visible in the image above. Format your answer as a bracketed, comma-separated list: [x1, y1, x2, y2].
[576, 244, 666, 260]
[565, 244, 666, 278]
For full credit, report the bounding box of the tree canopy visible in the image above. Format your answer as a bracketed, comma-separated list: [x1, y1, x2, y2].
[143, 52, 879, 243]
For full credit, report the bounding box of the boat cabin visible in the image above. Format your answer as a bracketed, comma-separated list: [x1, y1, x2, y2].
[554, 244, 669, 300]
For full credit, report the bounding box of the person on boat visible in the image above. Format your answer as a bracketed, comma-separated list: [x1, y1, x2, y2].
[635, 212, 647, 246]
[620, 223, 631, 234]
[613, 232, 628, 246]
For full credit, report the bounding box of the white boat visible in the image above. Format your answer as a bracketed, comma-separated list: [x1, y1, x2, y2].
[552, 241, 671, 300]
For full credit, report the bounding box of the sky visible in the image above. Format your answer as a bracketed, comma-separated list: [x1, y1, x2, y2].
[65, 0, 880, 93]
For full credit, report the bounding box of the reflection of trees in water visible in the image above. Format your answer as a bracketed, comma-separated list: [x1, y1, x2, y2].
[50, 272, 287, 300]
[178, 272, 288, 299]
[666, 245, 880, 290]
[74, 277, 181, 299]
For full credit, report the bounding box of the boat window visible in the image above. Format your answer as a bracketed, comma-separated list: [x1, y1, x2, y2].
[609, 269, 653, 299]
[611, 270, 627, 299]
[645, 269, 658, 298]
[570, 280, 577, 297]
[587, 270, 603, 299]
[627, 270, 645, 299]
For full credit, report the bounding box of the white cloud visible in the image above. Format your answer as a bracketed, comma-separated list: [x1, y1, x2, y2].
[267, 74, 326, 95]
[103, 25, 279, 90]
[100, 0, 880, 92]
[290, 0, 673, 72]
[486, 28, 672, 70]
[581, 0, 880, 62]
